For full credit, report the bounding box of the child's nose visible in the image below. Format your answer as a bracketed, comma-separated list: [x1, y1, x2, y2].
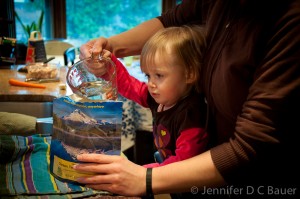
[148, 80, 156, 88]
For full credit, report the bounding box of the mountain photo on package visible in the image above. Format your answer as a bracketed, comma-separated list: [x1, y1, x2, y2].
[50, 96, 123, 183]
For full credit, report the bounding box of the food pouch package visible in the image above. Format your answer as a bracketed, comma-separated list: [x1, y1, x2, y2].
[50, 95, 123, 183]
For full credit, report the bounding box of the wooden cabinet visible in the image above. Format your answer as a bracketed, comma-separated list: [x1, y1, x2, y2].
[0, 0, 15, 38]
[0, 0, 16, 67]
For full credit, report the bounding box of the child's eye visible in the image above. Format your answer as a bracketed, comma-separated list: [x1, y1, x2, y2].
[144, 74, 150, 79]
[156, 74, 163, 78]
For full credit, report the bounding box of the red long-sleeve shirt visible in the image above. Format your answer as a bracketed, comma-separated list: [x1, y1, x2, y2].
[111, 55, 208, 168]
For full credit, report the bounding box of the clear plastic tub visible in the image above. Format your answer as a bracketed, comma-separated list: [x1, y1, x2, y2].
[26, 63, 59, 80]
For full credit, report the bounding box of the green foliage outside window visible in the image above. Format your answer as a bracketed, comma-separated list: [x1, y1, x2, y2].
[14, 0, 162, 46]
[14, 0, 45, 43]
[14, 10, 44, 40]
[66, 0, 161, 44]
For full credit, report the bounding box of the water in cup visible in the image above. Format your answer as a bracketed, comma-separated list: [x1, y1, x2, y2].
[67, 57, 117, 100]
[78, 81, 116, 100]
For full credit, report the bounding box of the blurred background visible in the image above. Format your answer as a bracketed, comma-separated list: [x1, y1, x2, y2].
[1, 0, 184, 45]
[1, 0, 181, 66]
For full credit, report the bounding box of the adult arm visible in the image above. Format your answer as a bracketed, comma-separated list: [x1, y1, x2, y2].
[74, 151, 226, 196]
[108, 18, 164, 57]
[79, 18, 164, 59]
[108, 0, 204, 57]
[79, 0, 204, 59]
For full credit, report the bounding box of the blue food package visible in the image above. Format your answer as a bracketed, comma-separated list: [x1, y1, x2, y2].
[50, 95, 123, 183]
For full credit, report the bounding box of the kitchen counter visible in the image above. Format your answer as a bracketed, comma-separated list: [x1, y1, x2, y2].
[0, 65, 70, 102]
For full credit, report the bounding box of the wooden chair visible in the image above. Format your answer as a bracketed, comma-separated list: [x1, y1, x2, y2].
[44, 40, 74, 55]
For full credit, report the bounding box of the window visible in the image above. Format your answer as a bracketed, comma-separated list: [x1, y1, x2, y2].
[65, 0, 162, 47]
[13, 0, 182, 46]
[14, 0, 163, 47]
[14, 0, 47, 43]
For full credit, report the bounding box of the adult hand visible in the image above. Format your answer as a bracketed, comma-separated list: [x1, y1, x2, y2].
[74, 154, 147, 196]
[79, 37, 112, 60]
[82, 49, 112, 77]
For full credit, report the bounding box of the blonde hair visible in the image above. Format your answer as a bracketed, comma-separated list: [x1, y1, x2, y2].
[140, 25, 206, 92]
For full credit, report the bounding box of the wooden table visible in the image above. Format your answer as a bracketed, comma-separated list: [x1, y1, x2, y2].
[0, 64, 71, 101]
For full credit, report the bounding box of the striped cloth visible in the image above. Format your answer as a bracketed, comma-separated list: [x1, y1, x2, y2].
[0, 134, 107, 198]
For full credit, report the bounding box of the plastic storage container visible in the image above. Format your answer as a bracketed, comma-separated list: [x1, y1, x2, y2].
[26, 63, 59, 80]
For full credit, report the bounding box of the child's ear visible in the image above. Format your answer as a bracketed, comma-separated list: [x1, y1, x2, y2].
[185, 71, 196, 84]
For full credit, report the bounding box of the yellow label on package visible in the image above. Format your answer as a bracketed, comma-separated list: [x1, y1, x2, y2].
[52, 155, 96, 181]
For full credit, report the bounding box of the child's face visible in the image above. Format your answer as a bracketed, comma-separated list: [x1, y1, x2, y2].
[143, 52, 189, 108]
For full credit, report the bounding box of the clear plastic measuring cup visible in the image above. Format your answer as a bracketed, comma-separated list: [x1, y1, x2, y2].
[66, 57, 117, 100]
